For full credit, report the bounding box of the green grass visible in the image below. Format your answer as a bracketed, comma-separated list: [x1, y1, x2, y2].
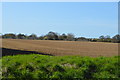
[0, 54, 120, 79]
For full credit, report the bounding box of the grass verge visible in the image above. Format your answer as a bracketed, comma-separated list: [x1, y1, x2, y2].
[1, 54, 119, 79]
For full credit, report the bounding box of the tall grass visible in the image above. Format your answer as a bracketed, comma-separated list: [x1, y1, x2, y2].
[1, 54, 119, 79]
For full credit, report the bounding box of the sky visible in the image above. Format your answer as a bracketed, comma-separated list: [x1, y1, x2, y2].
[2, 2, 118, 38]
[1, 0, 119, 2]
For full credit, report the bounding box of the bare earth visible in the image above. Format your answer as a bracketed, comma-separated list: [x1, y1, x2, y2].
[2, 39, 118, 57]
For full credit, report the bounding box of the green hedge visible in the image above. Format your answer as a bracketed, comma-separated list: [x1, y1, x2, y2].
[0, 54, 119, 79]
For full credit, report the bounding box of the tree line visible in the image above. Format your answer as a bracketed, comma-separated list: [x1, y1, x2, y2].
[1, 31, 120, 43]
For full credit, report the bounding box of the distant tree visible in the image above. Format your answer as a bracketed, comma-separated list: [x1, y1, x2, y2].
[105, 35, 111, 39]
[99, 35, 105, 39]
[58, 33, 67, 40]
[17, 34, 26, 39]
[28, 34, 37, 40]
[43, 36, 48, 40]
[104, 35, 111, 42]
[112, 34, 120, 43]
[2, 33, 16, 39]
[87, 38, 92, 42]
[66, 33, 75, 41]
[91, 38, 98, 42]
[77, 37, 88, 41]
[98, 35, 105, 42]
[3, 32, 120, 43]
[112, 34, 120, 40]
[38, 36, 44, 40]
[46, 31, 58, 40]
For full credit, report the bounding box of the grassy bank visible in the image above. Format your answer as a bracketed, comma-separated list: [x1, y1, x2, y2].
[1, 54, 119, 79]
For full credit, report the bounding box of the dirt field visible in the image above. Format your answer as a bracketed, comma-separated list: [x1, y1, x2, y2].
[2, 39, 118, 57]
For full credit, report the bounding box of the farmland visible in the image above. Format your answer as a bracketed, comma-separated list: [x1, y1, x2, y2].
[2, 39, 118, 57]
[1, 39, 119, 79]
[1, 2, 119, 79]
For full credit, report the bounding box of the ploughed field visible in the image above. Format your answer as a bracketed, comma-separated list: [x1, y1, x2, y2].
[2, 39, 118, 57]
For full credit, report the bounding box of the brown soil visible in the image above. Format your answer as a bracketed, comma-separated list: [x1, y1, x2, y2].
[2, 39, 118, 57]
